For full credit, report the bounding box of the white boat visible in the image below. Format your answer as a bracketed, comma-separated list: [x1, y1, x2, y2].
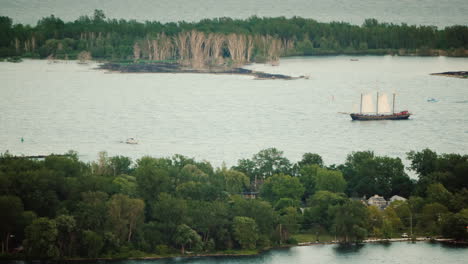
[125, 138, 138, 144]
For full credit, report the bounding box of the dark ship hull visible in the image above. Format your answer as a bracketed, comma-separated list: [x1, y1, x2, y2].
[350, 111, 411, 121]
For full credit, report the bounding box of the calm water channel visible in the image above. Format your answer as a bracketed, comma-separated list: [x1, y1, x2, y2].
[1, 56, 467, 167]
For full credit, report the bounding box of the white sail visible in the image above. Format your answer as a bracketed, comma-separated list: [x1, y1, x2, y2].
[361, 94, 374, 113]
[377, 93, 391, 113]
[352, 103, 359, 113]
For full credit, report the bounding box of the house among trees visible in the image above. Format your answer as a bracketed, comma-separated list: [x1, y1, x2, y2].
[389, 195, 407, 203]
[366, 194, 407, 210]
[367, 194, 388, 210]
[242, 191, 258, 199]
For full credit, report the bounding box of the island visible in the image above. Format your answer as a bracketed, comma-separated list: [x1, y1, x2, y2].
[430, 71, 468, 79]
[99, 61, 308, 80]
[1, 10, 467, 76]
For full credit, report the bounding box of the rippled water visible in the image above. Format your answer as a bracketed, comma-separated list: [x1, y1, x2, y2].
[1, 56, 467, 167]
[1, 0, 467, 27]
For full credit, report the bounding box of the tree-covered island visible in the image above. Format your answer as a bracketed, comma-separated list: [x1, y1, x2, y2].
[1, 10, 467, 76]
[0, 148, 467, 260]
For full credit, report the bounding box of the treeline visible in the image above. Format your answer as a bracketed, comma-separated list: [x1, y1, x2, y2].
[1, 10, 467, 65]
[0, 148, 466, 259]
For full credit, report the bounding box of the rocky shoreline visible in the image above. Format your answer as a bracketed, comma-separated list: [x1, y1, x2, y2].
[99, 62, 308, 80]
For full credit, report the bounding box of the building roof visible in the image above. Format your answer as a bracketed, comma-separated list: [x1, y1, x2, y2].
[389, 195, 407, 202]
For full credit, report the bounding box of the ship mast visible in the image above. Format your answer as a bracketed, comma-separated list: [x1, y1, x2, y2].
[376, 92, 379, 114]
[392, 93, 396, 114]
[360, 94, 363, 114]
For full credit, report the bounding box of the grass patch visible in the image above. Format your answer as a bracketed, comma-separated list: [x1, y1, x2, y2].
[216, 249, 259, 255]
[112, 59, 178, 65]
[292, 232, 335, 243]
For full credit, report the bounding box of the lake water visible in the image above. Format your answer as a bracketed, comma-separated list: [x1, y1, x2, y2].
[1, 0, 468, 27]
[73, 243, 468, 264]
[1, 56, 467, 168]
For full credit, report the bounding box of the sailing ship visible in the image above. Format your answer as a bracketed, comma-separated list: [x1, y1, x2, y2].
[350, 93, 411, 121]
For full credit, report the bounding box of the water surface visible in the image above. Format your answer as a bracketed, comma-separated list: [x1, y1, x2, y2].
[89, 243, 468, 264]
[1, 56, 467, 167]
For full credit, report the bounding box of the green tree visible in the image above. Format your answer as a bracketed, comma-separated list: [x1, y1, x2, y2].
[15, 211, 37, 245]
[112, 174, 137, 196]
[173, 224, 202, 254]
[233, 216, 259, 249]
[298, 164, 319, 200]
[23, 217, 59, 259]
[234, 148, 292, 187]
[0, 195, 24, 253]
[279, 207, 302, 243]
[0, 16, 13, 48]
[81, 230, 103, 258]
[331, 200, 368, 243]
[218, 168, 250, 194]
[407, 149, 438, 177]
[75, 191, 108, 232]
[260, 174, 304, 204]
[303, 191, 346, 230]
[252, 148, 292, 179]
[107, 194, 145, 242]
[442, 209, 468, 240]
[419, 203, 449, 235]
[109, 155, 132, 175]
[134, 157, 171, 202]
[426, 183, 453, 207]
[55, 215, 76, 257]
[297, 153, 323, 168]
[383, 206, 403, 237]
[231, 196, 278, 239]
[315, 168, 347, 193]
[274, 198, 300, 211]
[342, 151, 412, 198]
[151, 193, 188, 243]
[179, 164, 209, 183]
[367, 206, 383, 237]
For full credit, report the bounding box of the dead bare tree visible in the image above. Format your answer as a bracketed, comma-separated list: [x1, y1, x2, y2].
[31, 36, 36, 52]
[188, 30, 206, 69]
[158, 33, 173, 61]
[77, 51, 92, 63]
[133, 42, 141, 61]
[14, 38, 20, 53]
[24, 40, 30, 52]
[246, 35, 254, 63]
[227, 34, 247, 66]
[147, 38, 153, 60]
[175, 32, 190, 65]
[268, 37, 283, 65]
[203, 34, 214, 64]
[210, 34, 225, 65]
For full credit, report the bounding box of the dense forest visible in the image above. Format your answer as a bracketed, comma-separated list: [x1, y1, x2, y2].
[1, 10, 468, 67]
[0, 148, 467, 260]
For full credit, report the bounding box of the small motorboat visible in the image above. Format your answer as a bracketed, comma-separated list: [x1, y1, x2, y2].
[427, 98, 438, 103]
[125, 138, 138, 144]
